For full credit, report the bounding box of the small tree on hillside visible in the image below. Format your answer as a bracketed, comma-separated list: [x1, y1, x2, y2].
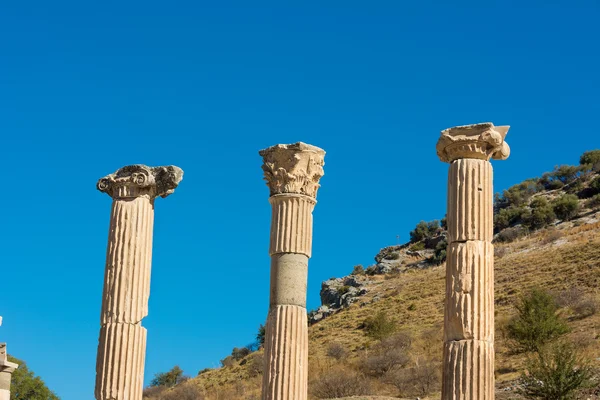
[519, 342, 592, 400]
[362, 311, 396, 340]
[552, 194, 580, 221]
[409, 220, 440, 243]
[8, 356, 60, 400]
[580, 149, 600, 172]
[523, 198, 556, 230]
[256, 324, 266, 348]
[150, 366, 186, 388]
[507, 288, 569, 352]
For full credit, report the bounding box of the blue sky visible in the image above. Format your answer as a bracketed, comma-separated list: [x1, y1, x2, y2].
[0, 1, 598, 399]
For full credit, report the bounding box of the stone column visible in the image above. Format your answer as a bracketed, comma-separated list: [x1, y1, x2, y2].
[0, 318, 18, 400]
[259, 143, 325, 400]
[95, 165, 183, 400]
[436, 123, 510, 400]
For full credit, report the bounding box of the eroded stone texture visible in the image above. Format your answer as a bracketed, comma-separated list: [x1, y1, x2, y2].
[0, 318, 18, 400]
[438, 124, 509, 400]
[260, 143, 325, 400]
[95, 165, 183, 400]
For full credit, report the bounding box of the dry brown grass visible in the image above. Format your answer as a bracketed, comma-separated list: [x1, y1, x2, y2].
[189, 224, 600, 400]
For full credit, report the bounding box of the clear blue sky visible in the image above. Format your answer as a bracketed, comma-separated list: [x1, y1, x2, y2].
[0, 1, 598, 399]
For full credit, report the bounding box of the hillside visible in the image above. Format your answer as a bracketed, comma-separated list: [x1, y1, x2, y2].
[144, 150, 600, 400]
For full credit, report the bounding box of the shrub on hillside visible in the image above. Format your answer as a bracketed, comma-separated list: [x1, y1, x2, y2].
[158, 382, 205, 400]
[326, 342, 348, 361]
[361, 333, 412, 377]
[552, 194, 580, 221]
[430, 238, 447, 265]
[580, 149, 600, 172]
[256, 324, 266, 348]
[351, 264, 365, 275]
[150, 366, 186, 388]
[523, 197, 556, 230]
[549, 165, 585, 185]
[247, 353, 264, 377]
[386, 358, 441, 397]
[362, 311, 397, 340]
[519, 342, 592, 400]
[310, 368, 371, 399]
[494, 206, 527, 231]
[495, 179, 544, 209]
[573, 298, 598, 319]
[408, 241, 425, 251]
[587, 194, 600, 208]
[220, 355, 236, 368]
[231, 347, 252, 361]
[495, 226, 528, 243]
[409, 220, 440, 243]
[507, 288, 570, 352]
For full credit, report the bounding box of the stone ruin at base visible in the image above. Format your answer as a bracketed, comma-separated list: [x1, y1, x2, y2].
[0, 317, 18, 400]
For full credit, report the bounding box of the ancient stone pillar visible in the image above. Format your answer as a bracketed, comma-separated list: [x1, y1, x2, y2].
[259, 143, 325, 400]
[95, 165, 183, 400]
[0, 318, 18, 400]
[437, 123, 510, 400]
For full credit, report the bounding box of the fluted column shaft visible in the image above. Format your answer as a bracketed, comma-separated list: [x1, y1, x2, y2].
[95, 196, 154, 400]
[94, 165, 183, 400]
[259, 142, 325, 400]
[437, 123, 510, 400]
[442, 159, 494, 400]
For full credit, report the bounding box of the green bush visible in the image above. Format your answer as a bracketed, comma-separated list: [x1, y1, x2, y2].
[150, 366, 186, 388]
[580, 149, 600, 172]
[495, 179, 544, 209]
[495, 226, 529, 243]
[231, 347, 251, 361]
[590, 176, 600, 194]
[549, 165, 585, 185]
[409, 242, 425, 252]
[519, 342, 592, 400]
[494, 206, 527, 231]
[552, 194, 580, 221]
[257, 324, 266, 347]
[430, 238, 447, 265]
[587, 194, 600, 208]
[362, 311, 397, 340]
[351, 265, 365, 275]
[546, 179, 565, 190]
[409, 220, 440, 243]
[507, 288, 570, 352]
[523, 197, 556, 230]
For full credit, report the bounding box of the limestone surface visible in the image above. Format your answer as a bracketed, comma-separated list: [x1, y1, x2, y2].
[259, 142, 325, 198]
[95, 165, 183, 400]
[260, 143, 325, 400]
[437, 122, 510, 163]
[438, 124, 509, 400]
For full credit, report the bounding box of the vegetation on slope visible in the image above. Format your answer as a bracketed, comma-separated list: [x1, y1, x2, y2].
[144, 150, 600, 400]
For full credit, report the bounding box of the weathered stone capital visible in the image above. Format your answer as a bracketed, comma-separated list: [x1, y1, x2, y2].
[259, 142, 325, 198]
[97, 164, 184, 199]
[437, 122, 510, 163]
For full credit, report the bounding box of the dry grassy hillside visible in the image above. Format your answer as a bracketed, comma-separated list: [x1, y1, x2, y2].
[172, 217, 600, 400]
[145, 152, 600, 400]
